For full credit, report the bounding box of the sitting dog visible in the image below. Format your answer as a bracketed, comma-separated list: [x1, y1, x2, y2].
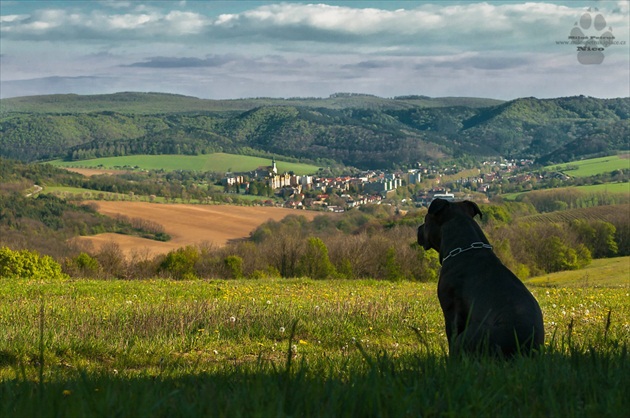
[418, 198, 544, 357]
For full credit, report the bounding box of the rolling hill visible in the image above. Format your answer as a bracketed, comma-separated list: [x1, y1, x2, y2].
[0, 92, 502, 114]
[1, 93, 628, 169]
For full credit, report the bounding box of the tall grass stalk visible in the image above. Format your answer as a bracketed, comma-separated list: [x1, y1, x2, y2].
[38, 300, 44, 399]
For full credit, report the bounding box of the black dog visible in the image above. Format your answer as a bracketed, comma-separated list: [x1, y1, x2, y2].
[418, 198, 544, 357]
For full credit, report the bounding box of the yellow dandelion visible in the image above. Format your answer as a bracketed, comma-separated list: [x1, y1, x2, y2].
[299, 339, 308, 345]
[62, 390, 72, 397]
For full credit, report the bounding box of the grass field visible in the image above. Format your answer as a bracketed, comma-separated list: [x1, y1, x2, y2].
[1, 258, 628, 416]
[545, 154, 630, 177]
[501, 183, 629, 201]
[572, 182, 630, 194]
[49, 152, 321, 175]
[517, 203, 627, 225]
[525, 257, 630, 287]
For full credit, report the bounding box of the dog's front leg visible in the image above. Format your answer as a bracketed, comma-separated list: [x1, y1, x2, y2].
[438, 294, 459, 348]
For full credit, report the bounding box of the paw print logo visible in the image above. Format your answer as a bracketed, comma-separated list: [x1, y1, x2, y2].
[569, 8, 614, 65]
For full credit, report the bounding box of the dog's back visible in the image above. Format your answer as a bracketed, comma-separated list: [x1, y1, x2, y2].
[418, 199, 544, 357]
[439, 251, 544, 357]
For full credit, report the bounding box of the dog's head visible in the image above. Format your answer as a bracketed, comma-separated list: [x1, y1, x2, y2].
[417, 199, 482, 251]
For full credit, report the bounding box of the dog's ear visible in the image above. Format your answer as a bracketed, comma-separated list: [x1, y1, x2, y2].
[428, 198, 449, 216]
[462, 200, 482, 219]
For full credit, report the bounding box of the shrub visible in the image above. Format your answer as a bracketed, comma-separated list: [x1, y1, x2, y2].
[224, 255, 244, 279]
[383, 247, 403, 282]
[248, 266, 280, 280]
[63, 252, 101, 278]
[414, 246, 441, 282]
[0, 246, 67, 280]
[95, 242, 127, 279]
[159, 246, 199, 280]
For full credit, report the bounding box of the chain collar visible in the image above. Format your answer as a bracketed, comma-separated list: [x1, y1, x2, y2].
[442, 241, 493, 263]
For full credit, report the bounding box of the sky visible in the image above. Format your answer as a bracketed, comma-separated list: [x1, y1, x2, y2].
[0, 1, 628, 100]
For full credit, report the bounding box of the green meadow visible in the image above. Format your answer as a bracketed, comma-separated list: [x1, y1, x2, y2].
[1, 257, 629, 417]
[526, 257, 629, 287]
[49, 153, 321, 175]
[572, 182, 630, 195]
[501, 182, 629, 201]
[546, 154, 629, 177]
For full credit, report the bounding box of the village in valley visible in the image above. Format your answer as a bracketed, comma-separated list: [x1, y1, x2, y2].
[222, 157, 540, 211]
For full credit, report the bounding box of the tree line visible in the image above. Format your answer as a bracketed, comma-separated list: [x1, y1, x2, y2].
[58, 199, 627, 281]
[2, 96, 628, 168]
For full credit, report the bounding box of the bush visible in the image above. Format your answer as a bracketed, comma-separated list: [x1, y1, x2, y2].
[224, 255, 244, 279]
[159, 246, 199, 280]
[0, 246, 67, 280]
[248, 265, 280, 280]
[95, 242, 127, 279]
[383, 247, 403, 282]
[63, 252, 101, 278]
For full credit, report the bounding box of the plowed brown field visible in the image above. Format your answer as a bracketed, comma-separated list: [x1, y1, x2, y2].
[62, 167, 128, 176]
[75, 201, 319, 257]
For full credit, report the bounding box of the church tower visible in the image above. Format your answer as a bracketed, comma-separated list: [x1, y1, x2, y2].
[271, 157, 278, 175]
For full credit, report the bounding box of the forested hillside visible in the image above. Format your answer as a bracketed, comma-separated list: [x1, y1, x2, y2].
[1, 93, 627, 168]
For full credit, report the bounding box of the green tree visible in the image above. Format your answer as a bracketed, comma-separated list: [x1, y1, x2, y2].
[571, 219, 618, 258]
[536, 236, 591, 272]
[297, 237, 336, 279]
[159, 246, 199, 280]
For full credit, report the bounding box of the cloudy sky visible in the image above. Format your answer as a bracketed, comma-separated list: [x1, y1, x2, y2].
[1, 1, 628, 100]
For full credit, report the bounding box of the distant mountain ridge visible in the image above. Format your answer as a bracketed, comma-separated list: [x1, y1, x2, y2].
[0, 92, 627, 168]
[0, 92, 503, 114]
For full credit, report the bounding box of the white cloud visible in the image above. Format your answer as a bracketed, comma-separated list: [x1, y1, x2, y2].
[0, 1, 628, 99]
[1, 2, 626, 54]
[164, 10, 206, 34]
[0, 14, 29, 23]
[106, 13, 153, 30]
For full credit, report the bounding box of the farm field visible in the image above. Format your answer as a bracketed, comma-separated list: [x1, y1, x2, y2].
[74, 201, 321, 256]
[49, 153, 321, 175]
[1, 259, 628, 417]
[545, 154, 629, 177]
[57, 167, 127, 177]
